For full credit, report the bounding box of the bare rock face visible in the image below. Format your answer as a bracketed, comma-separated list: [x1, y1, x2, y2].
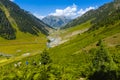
[42, 15, 72, 28]
[114, 0, 120, 9]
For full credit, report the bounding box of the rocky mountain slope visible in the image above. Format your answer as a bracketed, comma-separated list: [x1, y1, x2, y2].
[0, 0, 52, 40]
[42, 15, 71, 28]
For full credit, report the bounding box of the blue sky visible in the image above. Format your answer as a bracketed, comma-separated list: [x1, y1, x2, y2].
[11, 0, 113, 19]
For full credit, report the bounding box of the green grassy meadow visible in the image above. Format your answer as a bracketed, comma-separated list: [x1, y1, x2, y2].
[0, 19, 120, 79]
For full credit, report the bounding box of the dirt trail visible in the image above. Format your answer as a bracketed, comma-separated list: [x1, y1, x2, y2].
[64, 28, 89, 39]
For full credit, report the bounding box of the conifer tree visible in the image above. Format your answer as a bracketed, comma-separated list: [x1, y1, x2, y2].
[39, 50, 52, 80]
[89, 40, 118, 80]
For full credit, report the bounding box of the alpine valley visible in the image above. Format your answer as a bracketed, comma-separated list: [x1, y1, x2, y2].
[0, 0, 120, 80]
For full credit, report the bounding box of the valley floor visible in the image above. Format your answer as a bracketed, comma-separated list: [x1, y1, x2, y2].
[0, 21, 120, 80]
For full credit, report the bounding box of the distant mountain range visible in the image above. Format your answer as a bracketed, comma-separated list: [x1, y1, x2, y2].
[42, 16, 72, 28]
[0, 0, 52, 40]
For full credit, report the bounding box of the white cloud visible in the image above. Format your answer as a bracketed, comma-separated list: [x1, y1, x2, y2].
[77, 6, 95, 16]
[49, 4, 77, 18]
[49, 4, 95, 19]
[33, 13, 45, 20]
[33, 4, 96, 19]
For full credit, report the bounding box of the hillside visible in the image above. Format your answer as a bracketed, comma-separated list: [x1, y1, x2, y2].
[0, 21, 120, 79]
[62, 0, 120, 29]
[0, 0, 52, 40]
[0, 0, 52, 60]
[0, 0, 120, 80]
[42, 15, 71, 28]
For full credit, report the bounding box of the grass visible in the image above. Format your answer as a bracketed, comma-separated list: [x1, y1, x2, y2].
[1, 19, 119, 67]
[0, 3, 47, 66]
[0, 3, 120, 79]
[0, 20, 120, 79]
[47, 21, 120, 69]
[0, 34, 47, 55]
[0, 49, 42, 66]
[0, 2, 47, 57]
[59, 20, 91, 38]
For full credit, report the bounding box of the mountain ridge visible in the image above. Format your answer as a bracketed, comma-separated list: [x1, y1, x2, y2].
[62, 0, 120, 30]
[0, 0, 52, 40]
[42, 15, 72, 28]
[0, 0, 120, 80]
